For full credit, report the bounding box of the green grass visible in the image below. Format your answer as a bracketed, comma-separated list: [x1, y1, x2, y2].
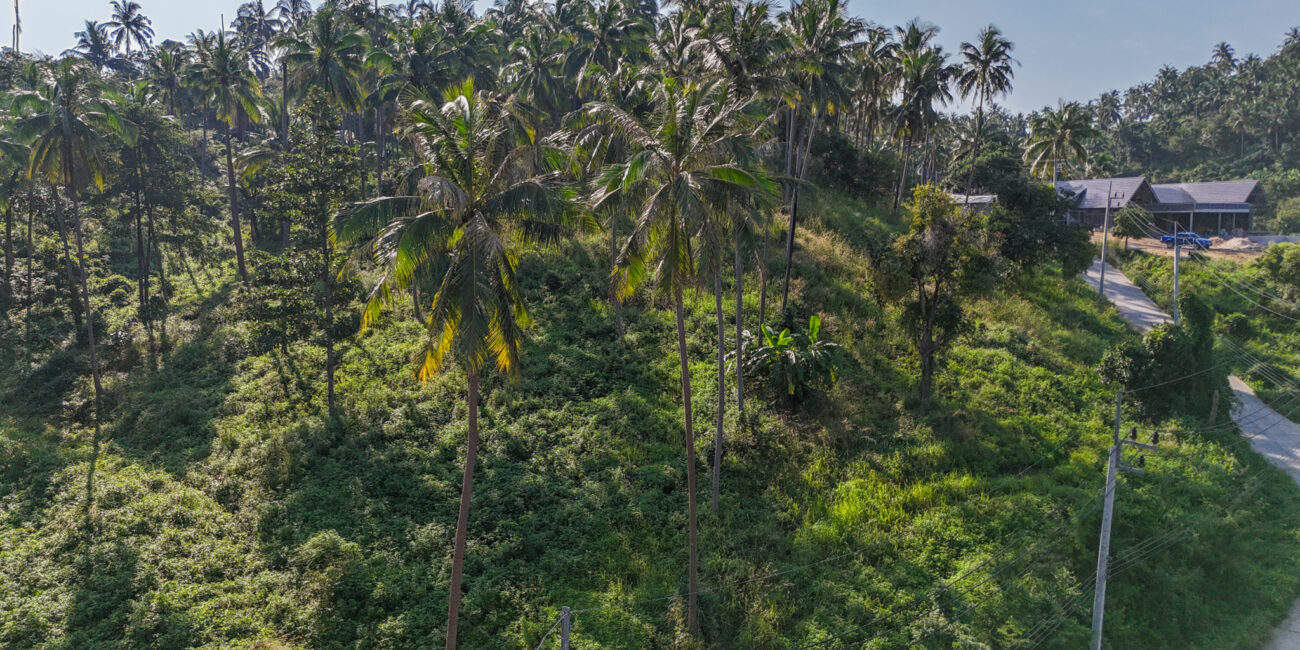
[3, 195, 1300, 648]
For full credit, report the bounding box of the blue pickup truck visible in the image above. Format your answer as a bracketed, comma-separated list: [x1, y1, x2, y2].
[1161, 231, 1213, 250]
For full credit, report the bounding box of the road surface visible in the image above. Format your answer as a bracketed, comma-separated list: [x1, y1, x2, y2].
[1084, 259, 1300, 649]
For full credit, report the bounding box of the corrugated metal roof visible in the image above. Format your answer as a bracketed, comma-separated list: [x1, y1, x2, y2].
[1151, 180, 1261, 204]
[1055, 177, 1147, 210]
[948, 193, 997, 205]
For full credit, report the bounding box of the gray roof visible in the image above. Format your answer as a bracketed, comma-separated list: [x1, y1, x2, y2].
[1150, 180, 1261, 204]
[1151, 185, 1193, 203]
[1055, 176, 1148, 210]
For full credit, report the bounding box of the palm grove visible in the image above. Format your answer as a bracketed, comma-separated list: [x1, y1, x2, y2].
[9, 0, 1295, 648]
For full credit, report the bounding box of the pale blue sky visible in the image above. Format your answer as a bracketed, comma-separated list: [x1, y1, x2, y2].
[9, 0, 1299, 114]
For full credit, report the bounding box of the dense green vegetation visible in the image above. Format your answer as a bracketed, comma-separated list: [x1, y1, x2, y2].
[2, 1, 1300, 648]
[1117, 245, 1300, 412]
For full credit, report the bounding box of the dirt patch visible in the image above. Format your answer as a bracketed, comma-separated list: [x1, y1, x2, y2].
[1094, 234, 1266, 260]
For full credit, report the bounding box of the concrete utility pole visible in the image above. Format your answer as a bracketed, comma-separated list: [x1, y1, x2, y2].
[560, 606, 571, 650]
[1091, 391, 1158, 650]
[1099, 181, 1114, 295]
[1173, 232, 1181, 325]
[11, 0, 19, 52]
[1091, 390, 1123, 650]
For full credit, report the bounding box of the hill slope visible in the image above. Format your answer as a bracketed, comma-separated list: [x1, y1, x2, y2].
[3, 190, 1300, 649]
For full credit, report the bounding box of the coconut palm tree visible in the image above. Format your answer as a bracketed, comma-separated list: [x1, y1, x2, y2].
[1211, 41, 1236, 74]
[956, 24, 1014, 199]
[276, 6, 366, 157]
[148, 43, 188, 116]
[1023, 100, 1098, 184]
[776, 0, 863, 313]
[106, 1, 154, 57]
[891, 45, 956, 212]
[187, 29, 262, 282]
[13, 57, 134, 444]
[588, 76, 772, 637]
[334, 79, 574, 650]
[70, 20, 116, 71]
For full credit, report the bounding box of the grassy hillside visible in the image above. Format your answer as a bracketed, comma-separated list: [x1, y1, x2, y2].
[3, 190, 1300, 649]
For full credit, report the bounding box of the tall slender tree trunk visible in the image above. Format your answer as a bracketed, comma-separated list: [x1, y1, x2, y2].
[281, 58, 291, 151]
[893, 137, 913, 213]
[781, 113, 819, 316]
[224, 128, 248, 283]
[963, 96, 986, 205]
[68, 187, 104, 410]
[733, 228, 745, 415]
[2, 172, 14, 314]
[52, 188, 83, 334]
[673, 288, 700, 637]
[711, 261, 725, 514]
[610, 214, 623, 339]
[375, 102, 386, 195]
[759, 227, 769, 324]
[445, 365, 480, 650]
[322, 219, 335, 418]
[25, 192, 33, 353]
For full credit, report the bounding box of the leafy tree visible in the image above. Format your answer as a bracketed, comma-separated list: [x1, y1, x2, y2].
[871, 184, 996, 404]
[1112, 204, 1152, 249]
[335, 80, 573, 650]
[1099, 293, 1228, 422]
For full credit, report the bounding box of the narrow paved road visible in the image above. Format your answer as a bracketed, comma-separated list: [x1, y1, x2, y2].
[1084, 259, 1300, 649]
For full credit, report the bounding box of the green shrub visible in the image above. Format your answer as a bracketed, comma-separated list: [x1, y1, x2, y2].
[736, 314, 839, 404]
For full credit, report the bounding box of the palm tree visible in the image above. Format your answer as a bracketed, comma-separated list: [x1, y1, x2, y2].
[589, 76, 771, 637]
[1211, 41, 1236, 74]
[956, 25, 1014, 199]
[335, 80, 573, 650]
[14, 57, 133, 448]
[235, 0, 282, 80]
[277, 8, 366, 143]
[1023, 100, 1098, 184]
[275, 0, 314, 29]
[106, 1, 154, 57]
[70, 20, 116, 71]
[776, 0, 864, 313]
[188, 29, 262, 282]
[148, 43, 188, 116]
[891, 45, 956, 212]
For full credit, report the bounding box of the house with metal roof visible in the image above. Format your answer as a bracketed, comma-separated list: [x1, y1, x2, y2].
[1055, 177, 1266, 234]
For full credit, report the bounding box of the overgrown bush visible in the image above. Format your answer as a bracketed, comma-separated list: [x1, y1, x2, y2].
[736, 314, 839, 405]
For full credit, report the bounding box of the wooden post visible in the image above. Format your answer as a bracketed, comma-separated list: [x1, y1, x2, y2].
[1209, 389, 1220, 424]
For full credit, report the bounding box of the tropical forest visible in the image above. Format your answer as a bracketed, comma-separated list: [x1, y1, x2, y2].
[2, 1, 1300, 648]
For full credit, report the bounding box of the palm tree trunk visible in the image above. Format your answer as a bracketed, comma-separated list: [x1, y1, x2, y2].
[225, 128, 249, 283]
[322, 219, 335, 418]
[52, 188, 83, 335]
[963, 97, 985, 204]
[781, 113, 820, 316]
[610, 214, 623, 339]
[281, 58, 291, 150]
[759, 228, 768, 324]
[2, 172, 14, 313]
[733, 227, 745, 416]
[25, 192, 33, 354]
[69, 189, 104, 408]
[711, 261, 725, 514]
[375, 102, 386, 195]
[673, 287, 700, 638]
[893, 137, 912, 213]
[445, 364, 480, 650]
